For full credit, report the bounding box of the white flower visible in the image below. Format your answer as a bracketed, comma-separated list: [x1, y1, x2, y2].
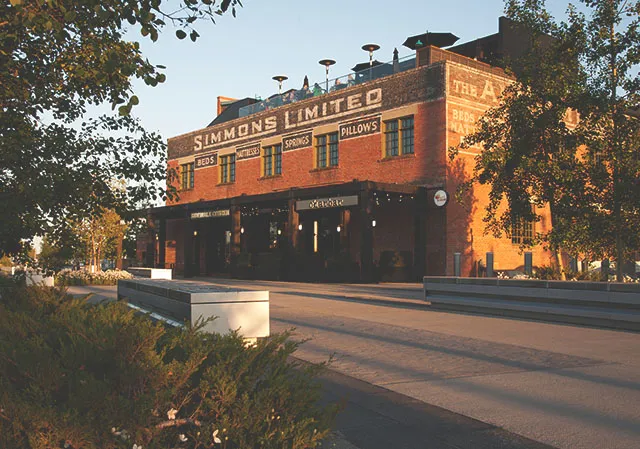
[133, 445, 142, 449]
[212, 429, 222, 444]
[167, 408, 178, 420]
[178, 434, 188, 442]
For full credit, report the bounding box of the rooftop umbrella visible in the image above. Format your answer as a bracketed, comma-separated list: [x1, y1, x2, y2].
[403, 32, 459, 50]
[351, 60, 383, 73]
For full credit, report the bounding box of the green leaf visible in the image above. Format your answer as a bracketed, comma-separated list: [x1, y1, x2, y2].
[176, 29, 187, 40]
[190, 30, 199, 42]
[130, 95, 139, 106]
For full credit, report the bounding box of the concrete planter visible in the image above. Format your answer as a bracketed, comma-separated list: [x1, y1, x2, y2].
[127, 267, 173, 280]
[423, 276, 640, 331]
[117, 279, 269, 338]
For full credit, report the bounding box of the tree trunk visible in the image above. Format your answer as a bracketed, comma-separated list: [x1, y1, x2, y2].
[548, 195, 567, 280]
[609, 17, 623, 282]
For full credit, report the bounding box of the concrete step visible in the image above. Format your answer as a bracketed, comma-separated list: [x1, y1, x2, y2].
[429, 295, 640, 331]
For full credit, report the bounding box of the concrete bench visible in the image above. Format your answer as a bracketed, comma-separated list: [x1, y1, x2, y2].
[127, 267, 173, 280]
[424, 277, 640, 331]
[117, 279, 269, 339]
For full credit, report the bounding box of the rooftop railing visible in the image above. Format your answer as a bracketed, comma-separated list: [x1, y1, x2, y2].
[238, 55, 416, 118]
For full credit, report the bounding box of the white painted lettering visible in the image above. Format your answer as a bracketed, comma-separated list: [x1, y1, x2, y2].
[366, 88, 382, 105]
[347, 94, 362, 110]
[305, 106, 319, 120]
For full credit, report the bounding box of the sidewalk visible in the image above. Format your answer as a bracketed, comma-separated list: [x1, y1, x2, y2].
[315, 360, 555, 449]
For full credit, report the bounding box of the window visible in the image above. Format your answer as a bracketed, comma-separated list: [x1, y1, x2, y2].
[385, 120, 398, 157]
[329, 133, 339, 166]
[511, 209, 535, 245]
[220, 154, 235, 184]
[384, 116, 414, 157]
[180, 162, 194, 190]
[316, 132, 338, 168]
[263, 144, 282, 177]
[401, 117, 414, 154]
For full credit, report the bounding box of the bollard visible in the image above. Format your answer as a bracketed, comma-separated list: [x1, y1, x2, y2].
[486, 252, 494, 277]
[601, 259, 610, 282]
[569, 256, 578, 273]
[454, 252, 461, 277]
[524, 252, 533, 276]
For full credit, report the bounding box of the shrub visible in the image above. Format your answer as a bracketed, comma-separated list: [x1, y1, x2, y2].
[532, 265, 561, 280]
[0, 286, 338, 449]
[55, 269, 134, 286]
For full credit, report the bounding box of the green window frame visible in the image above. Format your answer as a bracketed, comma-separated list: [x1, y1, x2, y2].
[220, 154, 235, 184]
[180, 162, 194, 190]
[263, 144, 282, 176]
[316, 132, 338, 168]
[384, 116, 414, 157]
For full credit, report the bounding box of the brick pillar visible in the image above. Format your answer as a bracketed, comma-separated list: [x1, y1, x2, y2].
[145, 215, 156, 268]
[288, 198, 299, 250]
[412, 189, 427, 281]
[340, 209, 351, 250]
[183, 218, 193, 278]
[230, 206, 241, 277]
[359, 189, 374, 282]
[157, 219, 166, 269]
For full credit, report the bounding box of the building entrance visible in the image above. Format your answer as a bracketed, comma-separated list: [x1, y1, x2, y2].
[192, 217, 231, 276]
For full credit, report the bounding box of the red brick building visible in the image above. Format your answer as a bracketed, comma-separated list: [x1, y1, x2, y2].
[141, 18, 555, 281]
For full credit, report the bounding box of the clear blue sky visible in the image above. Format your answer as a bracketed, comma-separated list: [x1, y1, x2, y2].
[127, 0, 572, 140]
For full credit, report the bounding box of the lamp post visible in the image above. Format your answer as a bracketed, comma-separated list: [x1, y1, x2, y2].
[318, 59, 336, 93]
[272, 75, 288, 95]
[361, 43, 380, 81]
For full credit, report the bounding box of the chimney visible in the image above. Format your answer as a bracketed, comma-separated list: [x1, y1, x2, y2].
[217, 96, 238, 116]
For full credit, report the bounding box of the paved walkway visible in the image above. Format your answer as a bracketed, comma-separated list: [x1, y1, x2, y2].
[69, 280, 640, 449]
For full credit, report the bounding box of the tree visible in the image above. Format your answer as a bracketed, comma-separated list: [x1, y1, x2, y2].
[0, 0, 241, 256]
[73, 208, 127, 271]
[451, 0, 640, 280]
[450, 0, 588, 276]
[39, 232, 82, 272]
[566, 0, 640, 280]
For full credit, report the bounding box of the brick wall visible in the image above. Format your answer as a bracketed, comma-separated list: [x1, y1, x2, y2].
[444, 61, 554, 275]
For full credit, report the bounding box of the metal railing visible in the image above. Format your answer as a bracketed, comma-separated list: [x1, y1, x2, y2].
[238, 55, 416, 118]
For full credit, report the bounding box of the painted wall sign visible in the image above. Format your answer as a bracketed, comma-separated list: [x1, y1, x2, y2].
[282, 131, 312, 152]
[296, 195, 359, 211]
[339, 116, 380, 140]
[193, 117, 277, 152]
[448, 65, 509, 105]
[283, 88, 382, 131]
[169, 64, 445, 160]
[194, 152, 218, 169]
[433, 190, 449, 207]
[191, 209, 231, 219]
[235, 143, 261, 161]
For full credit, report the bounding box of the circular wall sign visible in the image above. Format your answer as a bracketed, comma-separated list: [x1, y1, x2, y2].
[433, 190, 449, 207]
